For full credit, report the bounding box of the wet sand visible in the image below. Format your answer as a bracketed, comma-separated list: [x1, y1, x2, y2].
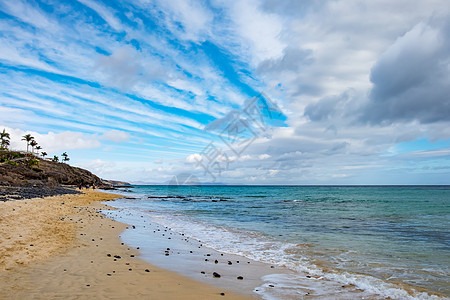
[0, 190, 252, 299]
[102, 208, 304, 298]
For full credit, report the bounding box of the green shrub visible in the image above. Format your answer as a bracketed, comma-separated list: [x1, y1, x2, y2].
[6, 161, 17, 166]
[28, 159, 39, 167]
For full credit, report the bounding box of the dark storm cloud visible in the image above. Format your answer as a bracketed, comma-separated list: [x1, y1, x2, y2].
[363, 19, 450, 124]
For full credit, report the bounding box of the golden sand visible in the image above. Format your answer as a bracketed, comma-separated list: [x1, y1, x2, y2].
[0, 190, 252, 299]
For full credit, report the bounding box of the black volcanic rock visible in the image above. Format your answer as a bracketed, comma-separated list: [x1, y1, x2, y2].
[0, 155, 104, 186]
[0, 152, 114, 200]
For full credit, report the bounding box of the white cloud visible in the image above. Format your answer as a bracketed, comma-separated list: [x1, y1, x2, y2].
[102, 129, 130, 143]
[238, 154, 252, 161]
[95, 46, 170, 90]
[186, 153, 202, 163]
[0, 107, 33, 128]
[156, 0, 213, 42]
[217, 154, 234, 163]
[1, 126, 101, 153]
[76, 0, 123, 31]
[1, 0, 449, 184]
[77, 159, 116, 178]
[215, 0, 285, 65]
[0, 0, 55, 30]
[258, 154, 271, 160]
[168, 79, 205, 97]
[400, 149, 450, 158]
[0, 39, 63, 75]
[269, 169, 278, 176]
[331, 173, 349, 178]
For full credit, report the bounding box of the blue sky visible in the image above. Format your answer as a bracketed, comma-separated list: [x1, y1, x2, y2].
[1, 0, 449, 184]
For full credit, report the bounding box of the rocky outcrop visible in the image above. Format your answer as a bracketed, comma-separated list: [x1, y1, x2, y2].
[0, 153, 118, 201]
[0, 154, 105, 187]
[101, 179, 131, 187]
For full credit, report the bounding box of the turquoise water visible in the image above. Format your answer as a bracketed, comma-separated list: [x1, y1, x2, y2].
[108, 185, 450, 299]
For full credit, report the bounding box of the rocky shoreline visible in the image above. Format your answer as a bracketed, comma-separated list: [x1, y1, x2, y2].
[0, 151, 130, 201]
[0, 183, 81, 201]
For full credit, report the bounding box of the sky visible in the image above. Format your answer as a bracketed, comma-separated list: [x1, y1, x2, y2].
[0, 0, 449, 185]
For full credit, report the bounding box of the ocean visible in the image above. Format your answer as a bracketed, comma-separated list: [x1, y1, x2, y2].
[104, 185, 449, 299]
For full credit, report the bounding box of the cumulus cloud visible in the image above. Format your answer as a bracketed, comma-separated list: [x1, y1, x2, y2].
[78, 159, 116, 178]
[1, 126, 101, 152]
[363, 20, 450, 124]
[186, 153, 202, 163]
[1, 0, 449, 184]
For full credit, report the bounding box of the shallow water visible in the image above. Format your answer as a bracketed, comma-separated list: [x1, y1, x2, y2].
[106, 185, 450, 299]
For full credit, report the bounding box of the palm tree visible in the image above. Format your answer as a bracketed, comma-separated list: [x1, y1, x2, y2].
[52, 155, 59, 162]
[41, 151, 47, 158]
[30, 140, 38, 154]
[35, 145, 42, 154]
[0, 139, 10, 150]
[61, 152, 70, 163]
[1, 129, 10, 150]
[22, 134, 34, 152]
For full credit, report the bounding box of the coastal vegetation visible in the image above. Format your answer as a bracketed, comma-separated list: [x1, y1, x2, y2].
[0, 128, 96, 197]
[21, 133, 33, 153]
[0, 128, 127, 200]
[0, 129, 70, 165]
[0, 129, 10, 150]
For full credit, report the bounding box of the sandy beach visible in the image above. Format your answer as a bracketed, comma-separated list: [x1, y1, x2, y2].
[0, 190, 252, 299]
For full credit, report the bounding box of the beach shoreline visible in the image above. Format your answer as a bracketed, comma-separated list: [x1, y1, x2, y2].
[105, 186, 449, 300]
[0, 190, 252, 299]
